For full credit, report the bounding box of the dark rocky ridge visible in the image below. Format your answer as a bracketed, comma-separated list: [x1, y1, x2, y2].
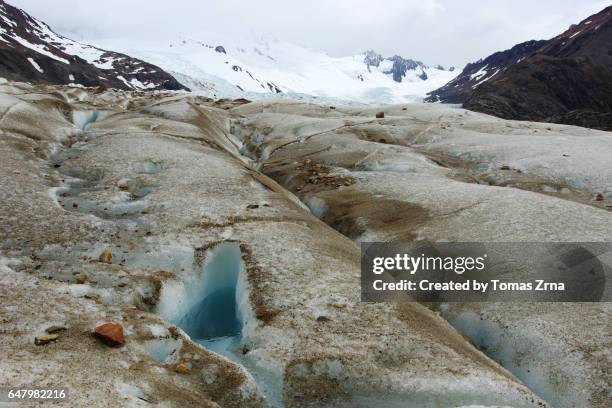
[0, 0, 188, 91]
[464, 6, 612, 130]
[428, 6, 612, 131]
[425, 40, 546, 103]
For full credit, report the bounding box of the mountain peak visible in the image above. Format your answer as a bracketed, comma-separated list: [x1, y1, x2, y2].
[363, 50, 384, 67]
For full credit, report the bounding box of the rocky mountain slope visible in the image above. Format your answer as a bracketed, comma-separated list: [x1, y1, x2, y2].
[428, 6, 612, 131]
[424, 40, 545, 103]
[464, 6, 612, 130]
[0, 0, 188, 91]
[91, 34, 456, 104]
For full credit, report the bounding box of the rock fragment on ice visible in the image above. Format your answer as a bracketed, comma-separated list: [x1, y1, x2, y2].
[98, 249, 112, 264]
[94, 323, 125, 347]
[35, 334, 59, 345]
[175, 361, 189, 374]
[46, 325, 67, 334]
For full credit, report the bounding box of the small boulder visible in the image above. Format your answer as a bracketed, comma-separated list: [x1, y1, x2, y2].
[99, 249, 112, 264]
[94, 323, 125, 347]
[594, 193, 604, 201]
[35, 334, 59, 345]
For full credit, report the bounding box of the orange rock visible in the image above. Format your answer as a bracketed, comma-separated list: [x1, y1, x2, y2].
[127, 243, 137, 251]
[94, 323, 125, 347]
[118, 183, 129, 191]
[79, 255, 88, 260]
[75, 274, 87, 284]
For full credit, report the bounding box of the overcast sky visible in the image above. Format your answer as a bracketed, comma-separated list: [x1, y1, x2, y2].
[10, 0, 611, 68]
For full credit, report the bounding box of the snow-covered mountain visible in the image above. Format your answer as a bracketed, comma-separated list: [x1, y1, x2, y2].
[0, 0, 187, 91]
[0, 0, 455, 103]
[92, 33, 457, 104]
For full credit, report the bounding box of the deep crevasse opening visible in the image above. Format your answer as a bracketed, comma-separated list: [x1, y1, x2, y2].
[442, 308, 584, 407]
[178, 243, 243, 345]
[157, 242, 283, 407]
[159, 242, 245, 348]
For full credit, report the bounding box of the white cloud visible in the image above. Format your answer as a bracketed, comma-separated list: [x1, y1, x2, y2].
[8, 0, 609, 68]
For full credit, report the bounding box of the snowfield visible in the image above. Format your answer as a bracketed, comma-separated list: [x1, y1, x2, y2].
[91, 32, 457, 104]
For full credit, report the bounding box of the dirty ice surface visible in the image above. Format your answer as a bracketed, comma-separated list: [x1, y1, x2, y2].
[2, 80, 607, 407]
